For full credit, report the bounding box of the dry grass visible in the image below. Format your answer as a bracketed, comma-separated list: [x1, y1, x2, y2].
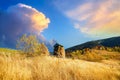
[69, 49, 120, 61]
[0, 53, 120, 80]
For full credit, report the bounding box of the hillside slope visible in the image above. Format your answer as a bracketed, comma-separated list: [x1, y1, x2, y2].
[66, 36, 120, 51]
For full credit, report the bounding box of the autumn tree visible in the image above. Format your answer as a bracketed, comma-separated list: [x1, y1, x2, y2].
[16, 34, 49, 55]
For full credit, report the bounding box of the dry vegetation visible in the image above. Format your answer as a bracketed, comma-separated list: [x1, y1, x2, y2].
[0, 50, 120, 80]
[67, 49, 120, 62]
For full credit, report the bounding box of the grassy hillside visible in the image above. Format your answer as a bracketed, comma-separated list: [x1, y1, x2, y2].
[0, 49, 120, 80]
[0, 48, 18, 53]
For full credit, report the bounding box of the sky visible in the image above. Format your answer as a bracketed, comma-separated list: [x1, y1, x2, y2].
[0, 0, 120, 51]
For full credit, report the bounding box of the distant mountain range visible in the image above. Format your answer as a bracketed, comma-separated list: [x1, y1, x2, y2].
[66, 36, 120, 52]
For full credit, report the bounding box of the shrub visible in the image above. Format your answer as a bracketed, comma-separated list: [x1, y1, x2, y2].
[69, 49, 104, 61]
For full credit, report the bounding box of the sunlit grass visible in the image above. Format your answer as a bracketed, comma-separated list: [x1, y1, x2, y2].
[69, 49, 120, 61]
[0, 53, 120, 80]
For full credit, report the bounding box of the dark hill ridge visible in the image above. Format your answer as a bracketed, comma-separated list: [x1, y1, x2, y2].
[66, 36, 120, 52]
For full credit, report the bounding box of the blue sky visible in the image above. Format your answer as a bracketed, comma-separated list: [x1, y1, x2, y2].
[0, 0, 120, 49]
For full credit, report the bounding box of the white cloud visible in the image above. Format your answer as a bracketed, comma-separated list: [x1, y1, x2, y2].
[56, 0, 120, 38]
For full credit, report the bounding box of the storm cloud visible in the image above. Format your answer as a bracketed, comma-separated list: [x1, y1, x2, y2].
[0, 3, 50, 48]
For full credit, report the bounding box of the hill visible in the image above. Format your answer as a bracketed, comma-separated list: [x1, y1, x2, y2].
[66, 36, 120, 52]
[0, 41, 120, 80]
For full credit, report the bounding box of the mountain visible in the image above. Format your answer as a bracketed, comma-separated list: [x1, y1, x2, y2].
[66, 36, 120, 52]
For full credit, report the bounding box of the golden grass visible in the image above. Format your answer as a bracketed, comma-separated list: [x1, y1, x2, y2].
[0, 53, 120, 80]
[69, 49, 120, 61]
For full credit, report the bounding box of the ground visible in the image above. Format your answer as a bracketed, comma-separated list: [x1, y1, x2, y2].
[0, 48, 120, 80]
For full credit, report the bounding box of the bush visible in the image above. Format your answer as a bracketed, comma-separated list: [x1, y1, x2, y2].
[69, 49, 104, 61]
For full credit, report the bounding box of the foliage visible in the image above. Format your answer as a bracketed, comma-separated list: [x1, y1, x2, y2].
[113, 46, 120, 52]
[67, 47, 120, 61]
[16, 34, 49, 55]
[69, 49, 104, 61]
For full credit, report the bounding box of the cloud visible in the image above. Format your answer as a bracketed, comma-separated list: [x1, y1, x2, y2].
[7, 3, 50, 33]
[56, 0, 120, 38]
[0, 3, 50, 48]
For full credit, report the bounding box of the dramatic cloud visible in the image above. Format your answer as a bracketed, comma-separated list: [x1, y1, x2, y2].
[0, 3, 50, 48]
[7, 3, 50, 33]
[55, 0, 120, 38]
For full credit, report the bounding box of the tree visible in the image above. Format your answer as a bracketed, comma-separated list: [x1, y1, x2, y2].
[16, 34, 49, 55]
[38, 43, 49, 55]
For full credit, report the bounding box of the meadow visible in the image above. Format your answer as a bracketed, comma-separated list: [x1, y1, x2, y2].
[0, 48, 120, 80]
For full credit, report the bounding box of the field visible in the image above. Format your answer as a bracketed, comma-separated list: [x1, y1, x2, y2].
[67, 49, 120, 61]
[0, 48, 120, 80]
